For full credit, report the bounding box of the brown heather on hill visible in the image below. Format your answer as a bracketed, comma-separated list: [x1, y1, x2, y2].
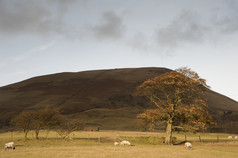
[0, 67, 238, 132]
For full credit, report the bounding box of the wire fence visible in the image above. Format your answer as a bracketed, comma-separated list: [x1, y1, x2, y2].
[2, 131, 238, 145]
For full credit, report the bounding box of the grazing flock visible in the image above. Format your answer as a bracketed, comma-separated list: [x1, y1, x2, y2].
[228, 136, 238, 139]
[183, 135, 238, 150]
[116, 140, 194, 150]
[3, 136, 238, 151]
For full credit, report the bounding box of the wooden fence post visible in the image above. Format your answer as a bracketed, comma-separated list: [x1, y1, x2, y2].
[199, 135, 201, 142]
[11, 131, 13, 141]
[98, 136, 101, 142]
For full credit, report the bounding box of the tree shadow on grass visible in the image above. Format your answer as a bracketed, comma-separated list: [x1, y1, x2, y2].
[173, 141, 186, 145]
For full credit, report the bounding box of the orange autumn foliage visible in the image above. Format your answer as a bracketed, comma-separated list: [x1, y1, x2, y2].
[136, 67, 214, 144]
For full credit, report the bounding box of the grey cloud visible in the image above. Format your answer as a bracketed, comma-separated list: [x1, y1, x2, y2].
[156, 10, 208, 49]
[212, 0, 238, 34]
[225, 0, 238, 13]
[49, 0, 78, 16]
[0, 0, 76, 35]
[156, 2, 238, 51]
[92, 11, 125, 40]
[213, 16, 238, 34]
[129, 32, 149, 51]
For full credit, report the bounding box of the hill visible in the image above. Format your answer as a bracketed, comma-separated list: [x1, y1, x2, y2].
[0, 67, 238, 132]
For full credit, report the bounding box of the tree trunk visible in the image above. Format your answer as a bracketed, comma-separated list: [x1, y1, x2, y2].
[45, 129, 50, 139]
[24, 130, 29, 139]
[165, 122, 172, 145]
[35, 129, 40, 139]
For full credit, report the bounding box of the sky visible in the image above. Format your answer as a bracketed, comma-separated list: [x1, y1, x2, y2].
[1, 0, 238, 101]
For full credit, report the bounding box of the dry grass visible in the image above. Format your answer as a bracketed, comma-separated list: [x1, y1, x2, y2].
[0, 131, 238, 158]
[1, 143, 238, 158]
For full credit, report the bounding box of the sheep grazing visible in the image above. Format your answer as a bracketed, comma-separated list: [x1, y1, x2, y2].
[114, 142, 119, 146]
[234, 136, 238, 139]
[120, 140, 131, 146]
[228, 136, 233, 139]
[5, 142, 15, 150]
[185, 142, 192, 150]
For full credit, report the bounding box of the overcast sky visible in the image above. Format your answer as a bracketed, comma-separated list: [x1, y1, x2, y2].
[1, 0, 238, 101]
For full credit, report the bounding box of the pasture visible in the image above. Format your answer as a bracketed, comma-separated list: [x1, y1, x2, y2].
[0, 131, 238, 158]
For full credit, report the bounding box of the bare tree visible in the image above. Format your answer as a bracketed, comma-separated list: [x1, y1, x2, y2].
[56, 119, 84, 139]
[32, 108, 60, 139]
[11, 110, 35, 139]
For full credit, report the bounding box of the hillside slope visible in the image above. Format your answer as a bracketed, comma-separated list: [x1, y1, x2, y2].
[0, 67, 238, 131]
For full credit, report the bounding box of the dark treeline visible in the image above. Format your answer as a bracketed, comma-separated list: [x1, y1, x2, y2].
[11, 108, 83, 139]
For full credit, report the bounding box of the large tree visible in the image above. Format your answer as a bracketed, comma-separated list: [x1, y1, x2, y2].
[136, 67, 214, 145]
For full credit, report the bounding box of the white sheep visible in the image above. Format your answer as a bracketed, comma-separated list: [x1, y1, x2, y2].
[114, 142, 119, 146]
[185, 142, 192, 150]
[120, 140, 131, 146]
[234, 136, 238, 139]
[228, 136, 233, 139]
[5, 142, 15, 150]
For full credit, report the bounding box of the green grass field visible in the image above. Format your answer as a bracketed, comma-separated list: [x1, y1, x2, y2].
[0, 131, 238, 158]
